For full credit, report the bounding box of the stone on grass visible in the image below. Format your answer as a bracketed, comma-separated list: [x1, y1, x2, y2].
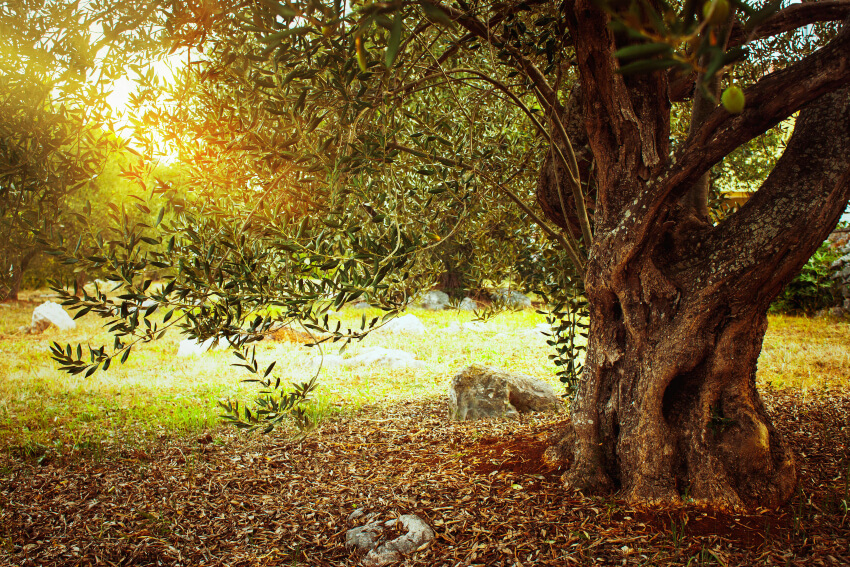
[346, 514, 435, 567]
[420, 290, 450, 310]
[177, 337, 227, 357]
[26, 301, 77, 334]
[352, 301, 371, 310]
[491, 289, 532, 309]
[448, 364, 563, 420]
[458, 297, 478, 311]
[344, 347, 424, 369]
[376, 313, 425, 335]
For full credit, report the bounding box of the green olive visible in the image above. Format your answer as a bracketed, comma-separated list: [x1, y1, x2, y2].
[721, 85, 746, 114]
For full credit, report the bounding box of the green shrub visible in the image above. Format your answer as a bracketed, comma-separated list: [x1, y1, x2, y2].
[771, 243, 841, 315]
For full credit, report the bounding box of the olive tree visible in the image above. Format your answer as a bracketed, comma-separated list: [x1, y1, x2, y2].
[49, 0, 850, 510]
[0, 0, 158, 300]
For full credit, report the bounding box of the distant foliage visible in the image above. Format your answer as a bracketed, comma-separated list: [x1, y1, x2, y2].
[771, 243, 841, 315]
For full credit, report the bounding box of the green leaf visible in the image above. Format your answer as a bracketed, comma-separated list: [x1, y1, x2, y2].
[385, 12, 404, 68]
[616, 58, 681, 75]
[613, 42, 673, 62]
[420, 1, 454, 27]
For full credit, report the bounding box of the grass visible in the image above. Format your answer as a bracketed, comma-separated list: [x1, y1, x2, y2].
[0, 289, 848, 460]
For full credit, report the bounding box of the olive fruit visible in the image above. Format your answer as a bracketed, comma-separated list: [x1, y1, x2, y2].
[721, 85, 746, 114]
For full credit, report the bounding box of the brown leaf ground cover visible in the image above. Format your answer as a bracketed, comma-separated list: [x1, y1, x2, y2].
[1, 388, 848, 567]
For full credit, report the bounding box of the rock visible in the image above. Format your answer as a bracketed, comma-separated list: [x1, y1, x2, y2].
[352, 301, 372, 310]
[448, 365, 564, 420]
[829, 306, 846, 318]
[28, 301, 77, 333]
[491, 289, 532, 309]
[308, 354, 345, 368]
[176, 338, 227, 357]
[420, 290, 450, 310]
[346, 521, 385, 552]
[376, 314, 426, 335]
[344, 347, 425, 369]
[458, 297, 478, 311]
[346, 515, 435, 567]
[347, 507, 367, 523]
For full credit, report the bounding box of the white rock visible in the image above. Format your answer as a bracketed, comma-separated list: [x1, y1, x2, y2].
[459, 297, 478, 311]
[375, 313, 426, 335]
[421, 290, 450, 310]
[449, 364, 564, 420]
[362, 515, 436, 567]
[346, 514, 436, 567]
[491, 289, 532, 309]
[176, 338, 227, 357]
[30, 301, 77, 333]
[344, 347, 425, 369]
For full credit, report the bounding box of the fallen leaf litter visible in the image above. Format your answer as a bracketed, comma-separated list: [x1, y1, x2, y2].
[1, 388, 848, 566]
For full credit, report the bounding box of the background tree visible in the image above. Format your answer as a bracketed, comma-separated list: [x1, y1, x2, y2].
[0, 0, 158, 300]
[47, 0, 850, 511]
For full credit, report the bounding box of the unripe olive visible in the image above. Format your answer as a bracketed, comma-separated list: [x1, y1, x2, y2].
[702, 0, 730, 26]
[721, 85, 745, 114]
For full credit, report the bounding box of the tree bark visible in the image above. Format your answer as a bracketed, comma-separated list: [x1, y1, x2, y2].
[1, 249, 37, 302]
[539, 3, 850, 509]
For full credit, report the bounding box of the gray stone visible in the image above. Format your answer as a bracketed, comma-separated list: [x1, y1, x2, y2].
[448, 365, 564, 420]
[458, 297, 478, 311]
[375, 313, 426, 335]
[829, 306, 846, 317]
[421, 290, 450, 310]
[491, 289, 532, 309]
[352, 301, 372, 309]
[831, 253, 850, 269]
[346, 521, 384, 552]
[346, 514, 435, 567]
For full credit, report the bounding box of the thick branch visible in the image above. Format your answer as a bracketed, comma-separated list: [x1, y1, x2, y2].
[659, 20, 850, 210]
[698, 85, 850, 307]
[730, 0, 850, 47]
[671, 1, 850, 102]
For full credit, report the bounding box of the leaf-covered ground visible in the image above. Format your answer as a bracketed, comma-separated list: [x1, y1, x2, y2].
[1, 388, 848, 567]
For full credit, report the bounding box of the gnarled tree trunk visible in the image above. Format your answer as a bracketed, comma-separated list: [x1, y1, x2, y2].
[539, 2, 850, 509]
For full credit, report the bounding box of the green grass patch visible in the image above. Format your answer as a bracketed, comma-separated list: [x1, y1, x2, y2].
[0, 291, 848, 457]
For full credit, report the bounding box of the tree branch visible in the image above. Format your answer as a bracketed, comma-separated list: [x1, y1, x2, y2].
[425, 0, 549, 74]
[730, 0, 850, 47]
[421, 0, 563, 113]
[657, 19, 850, 210]
[695, 85, 850, 310]
[386, 141, 587, 274]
